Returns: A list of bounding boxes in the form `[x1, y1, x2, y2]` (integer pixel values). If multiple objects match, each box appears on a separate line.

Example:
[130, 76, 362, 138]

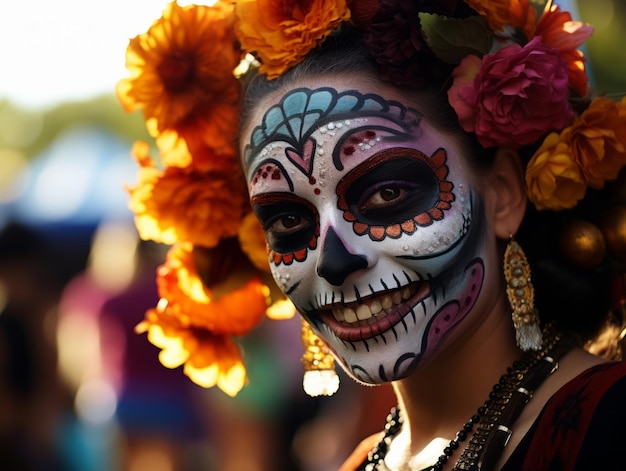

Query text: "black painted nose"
[317, 227, 368, 286]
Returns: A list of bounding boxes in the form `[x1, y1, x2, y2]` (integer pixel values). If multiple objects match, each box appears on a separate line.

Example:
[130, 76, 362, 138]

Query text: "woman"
[118, 1, 626, 469]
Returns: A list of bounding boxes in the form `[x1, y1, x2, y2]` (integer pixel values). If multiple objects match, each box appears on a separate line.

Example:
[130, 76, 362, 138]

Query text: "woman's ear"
[483, 147, 527, 239]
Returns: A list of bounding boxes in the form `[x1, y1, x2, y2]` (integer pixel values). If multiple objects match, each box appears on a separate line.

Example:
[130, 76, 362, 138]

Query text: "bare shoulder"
[557, 347, 609, 375]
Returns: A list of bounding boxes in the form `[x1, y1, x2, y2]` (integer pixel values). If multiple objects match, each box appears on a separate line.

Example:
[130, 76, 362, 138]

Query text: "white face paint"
[243, 86, 492, 384]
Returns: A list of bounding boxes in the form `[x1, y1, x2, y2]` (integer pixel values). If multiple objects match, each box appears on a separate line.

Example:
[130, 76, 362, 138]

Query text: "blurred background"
[0, 0, 623, 470]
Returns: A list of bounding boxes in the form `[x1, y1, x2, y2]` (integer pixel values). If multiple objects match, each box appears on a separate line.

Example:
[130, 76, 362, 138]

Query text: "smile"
[319, 281, 431, 342]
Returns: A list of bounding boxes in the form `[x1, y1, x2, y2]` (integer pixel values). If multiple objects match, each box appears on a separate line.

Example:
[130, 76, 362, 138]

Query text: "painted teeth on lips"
[331, 286, 415, 326]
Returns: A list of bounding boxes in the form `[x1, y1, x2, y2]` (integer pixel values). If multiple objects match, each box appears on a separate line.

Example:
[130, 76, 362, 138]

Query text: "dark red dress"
[503, 361, 626, 470]
[340, 361, 626, 470]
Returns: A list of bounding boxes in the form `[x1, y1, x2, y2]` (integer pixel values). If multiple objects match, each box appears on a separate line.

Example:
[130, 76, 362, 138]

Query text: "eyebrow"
[243, 87, 422, 168]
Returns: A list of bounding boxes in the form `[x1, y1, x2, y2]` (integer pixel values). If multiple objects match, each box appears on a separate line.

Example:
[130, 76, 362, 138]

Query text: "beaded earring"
[504, 236, 543, 351]
[300, 318, 340, 396]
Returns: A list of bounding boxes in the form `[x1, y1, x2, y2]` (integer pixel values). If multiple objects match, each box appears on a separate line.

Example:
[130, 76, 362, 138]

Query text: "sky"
[0, 0, 175, 109]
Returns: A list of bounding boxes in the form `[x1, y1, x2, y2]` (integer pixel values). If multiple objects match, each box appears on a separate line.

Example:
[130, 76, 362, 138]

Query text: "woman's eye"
[360, 186, 406, 211]
[269, 214, 309, 235]
[339, 154, 441, 226]
[251, 193, 319, 254]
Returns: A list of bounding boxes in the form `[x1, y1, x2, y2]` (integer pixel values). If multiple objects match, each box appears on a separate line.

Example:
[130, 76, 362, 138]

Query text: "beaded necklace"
[357, 325, 576, 471]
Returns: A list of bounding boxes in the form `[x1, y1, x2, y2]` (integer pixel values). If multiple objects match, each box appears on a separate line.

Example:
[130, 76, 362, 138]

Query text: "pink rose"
[448, 54, 483, 133]
[448, 36, 573, 149]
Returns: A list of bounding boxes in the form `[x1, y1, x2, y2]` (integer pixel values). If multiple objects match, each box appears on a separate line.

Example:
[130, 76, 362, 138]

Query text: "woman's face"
[241, 79, 499, 384]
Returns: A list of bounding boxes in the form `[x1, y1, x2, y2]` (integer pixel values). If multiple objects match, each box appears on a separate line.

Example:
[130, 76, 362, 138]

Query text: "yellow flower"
[526, 132, 587, 210]
[116, 0, 241, 145]
[238, 211, 270, 273]
[266, 298, 297, 320]
[136, 307, 247, 397]
[183, 333, 247, 396]
[567, 96, 626, 189]
[234, 0, 351, 79]
[127, 144, 245, 247]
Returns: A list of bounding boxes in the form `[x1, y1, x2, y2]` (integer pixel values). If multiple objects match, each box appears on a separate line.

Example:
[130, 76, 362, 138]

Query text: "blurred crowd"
[0, 218, 395, 471]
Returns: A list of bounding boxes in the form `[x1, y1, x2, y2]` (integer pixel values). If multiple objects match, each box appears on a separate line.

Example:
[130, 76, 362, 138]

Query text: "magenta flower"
[448, 36, 573, 149]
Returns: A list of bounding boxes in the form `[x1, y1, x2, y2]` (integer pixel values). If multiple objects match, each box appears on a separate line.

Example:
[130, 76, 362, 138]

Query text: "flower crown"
[117, 0, 626, 396]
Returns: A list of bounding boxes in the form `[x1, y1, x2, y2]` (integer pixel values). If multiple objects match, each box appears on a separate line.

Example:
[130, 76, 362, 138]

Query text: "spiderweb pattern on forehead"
[243, 87, 422, 167]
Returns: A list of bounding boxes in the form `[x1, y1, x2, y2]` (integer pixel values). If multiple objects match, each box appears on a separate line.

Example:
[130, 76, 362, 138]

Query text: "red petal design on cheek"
[386, 224, 402, 238]
[269, 211, 320, 268]
[429, 208, 444, 220]
[272, 251, 282, 264]
[294, 249, 307, 261]
[431, 148, 447, 171]
[354, 222, 369, 235]
[415, 213, 433, 226]
[440, 192, 454, 203]
[401, 220, 417, 233]
[370, 226, 386, 240]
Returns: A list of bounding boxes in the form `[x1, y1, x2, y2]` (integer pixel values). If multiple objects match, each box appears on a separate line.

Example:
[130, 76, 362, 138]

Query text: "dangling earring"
[300, 317, 340, 396]
[504, 236, 543, 351]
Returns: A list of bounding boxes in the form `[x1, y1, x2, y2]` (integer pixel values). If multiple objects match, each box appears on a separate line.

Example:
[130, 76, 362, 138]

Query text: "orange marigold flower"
[136, 306, 247, 396]
[566, 96, 626, 189]
[526, 132, 587, 210]
[234, 0, 351, 79]
[129, 140, 160, 186]
[157, 244, 268, 335]
[620, 96, 626, 120]
[127, 150, 245, 247]
[156, 92, 242, 172]
[535, 5, 594, 96]
[464, 0, 508, 32]
[116, 0, 241, 136]
[560, 49, 589, 98]
[465, 0, 535, 37]
[509, 0, 536, 40]
[238, 211, 270, 273]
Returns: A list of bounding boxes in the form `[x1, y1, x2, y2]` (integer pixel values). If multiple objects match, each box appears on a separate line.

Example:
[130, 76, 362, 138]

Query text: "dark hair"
[240, 26, 614, 343]
[516, 185, 615, 340]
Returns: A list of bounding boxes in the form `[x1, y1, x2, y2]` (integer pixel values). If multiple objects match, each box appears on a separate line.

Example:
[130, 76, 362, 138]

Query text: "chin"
[305, 257, 485, 383]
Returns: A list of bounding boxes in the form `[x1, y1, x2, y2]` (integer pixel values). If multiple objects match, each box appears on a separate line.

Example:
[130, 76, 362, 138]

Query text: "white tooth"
[344, 307, 358, 323]
[392, 291, 402, 305]
[381, 296, 393, 310]
[402, 287, 411, 300]
[333, 308, 345, 322]
[356, 304, 372, 321]
[370, 300, 382, 315]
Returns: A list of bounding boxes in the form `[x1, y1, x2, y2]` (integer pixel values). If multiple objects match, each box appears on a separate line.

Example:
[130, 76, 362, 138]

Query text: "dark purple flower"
[362, 0, 475, 87]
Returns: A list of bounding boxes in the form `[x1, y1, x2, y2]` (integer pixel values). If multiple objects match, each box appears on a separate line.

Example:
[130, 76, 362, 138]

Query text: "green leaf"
[419, 13, 493, 65]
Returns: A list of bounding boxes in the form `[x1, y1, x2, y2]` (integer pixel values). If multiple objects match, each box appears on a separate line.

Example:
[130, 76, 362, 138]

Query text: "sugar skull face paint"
[244, 86, 492, 384]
